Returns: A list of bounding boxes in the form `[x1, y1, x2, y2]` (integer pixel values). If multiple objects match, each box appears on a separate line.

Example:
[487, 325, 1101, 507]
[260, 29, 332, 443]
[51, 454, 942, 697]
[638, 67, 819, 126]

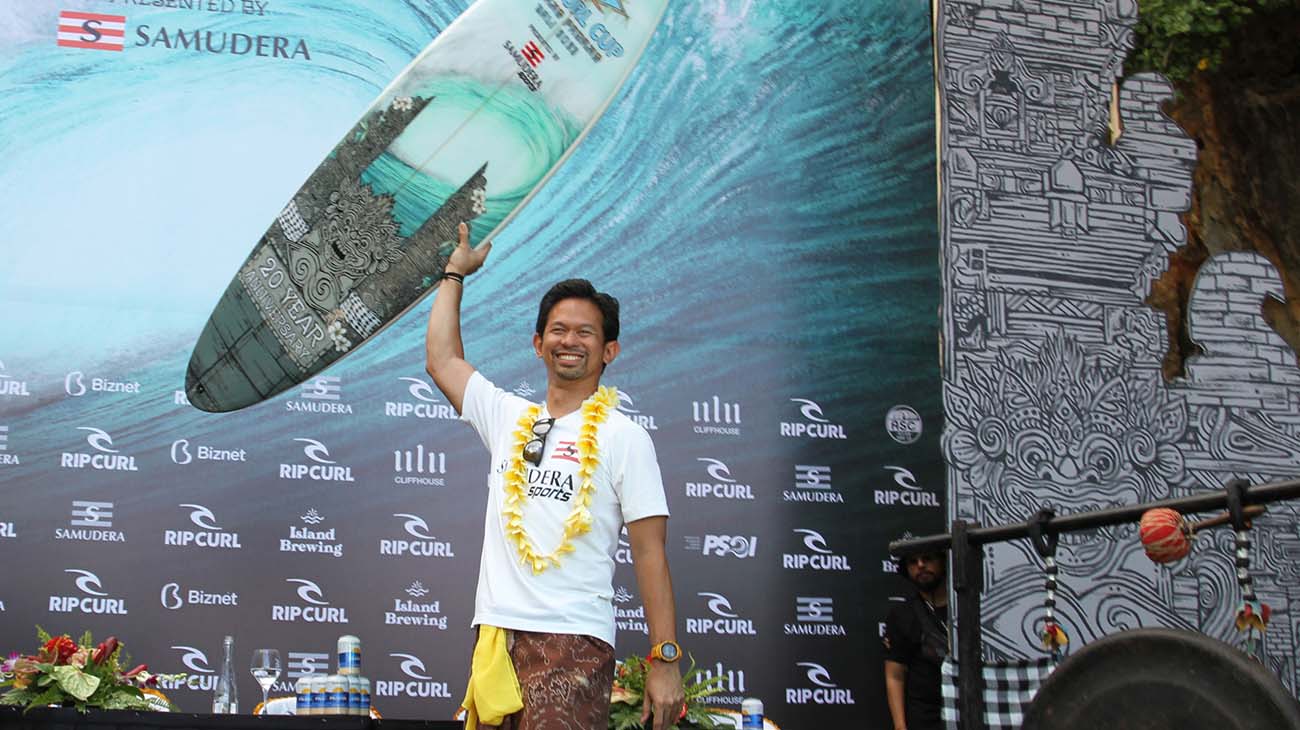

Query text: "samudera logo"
[133, 25, 310, 60]
[163, 503, 242, 549]
[56, 500, 124, 543]
[782, 529, 852, 571]
[271, 578, 349, 623]
[60, 427, 138, 471]
[290, 375, 353, 415]
[374, 653, 451, 699]
[380, 514, 455, 558]
[49, 569, 127, 615]
[780, 398, 847, 440]
[279, 438, 354, 482]
[686, 592, 756, 636]
[57, 11, 125, 52]
[384, 377, 458, 420]
[786, 662, 855, 705]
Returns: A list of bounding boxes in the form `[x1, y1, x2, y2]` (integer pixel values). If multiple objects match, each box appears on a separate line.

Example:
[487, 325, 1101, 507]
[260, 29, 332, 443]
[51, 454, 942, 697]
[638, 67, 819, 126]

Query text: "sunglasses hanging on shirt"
[522, 417, 555, 466]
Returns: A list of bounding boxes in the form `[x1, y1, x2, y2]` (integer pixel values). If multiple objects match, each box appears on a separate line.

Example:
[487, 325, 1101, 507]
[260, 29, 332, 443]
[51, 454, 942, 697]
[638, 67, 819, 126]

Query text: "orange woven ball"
[1139, 507, 1191, 563]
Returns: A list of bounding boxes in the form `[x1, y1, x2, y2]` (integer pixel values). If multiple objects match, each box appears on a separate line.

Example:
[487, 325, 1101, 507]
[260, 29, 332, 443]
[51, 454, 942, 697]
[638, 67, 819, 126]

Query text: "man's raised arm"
[425, 221, 491, 413]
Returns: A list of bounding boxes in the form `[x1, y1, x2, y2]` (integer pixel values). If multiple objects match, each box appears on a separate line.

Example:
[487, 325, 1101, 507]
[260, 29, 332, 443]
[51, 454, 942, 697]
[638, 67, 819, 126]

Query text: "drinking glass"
[249, 649, 282, 712]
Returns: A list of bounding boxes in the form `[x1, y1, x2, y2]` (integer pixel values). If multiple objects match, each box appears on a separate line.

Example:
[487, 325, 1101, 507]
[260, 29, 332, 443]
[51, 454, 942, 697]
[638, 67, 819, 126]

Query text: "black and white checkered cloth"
[941, 657, 1056, 730]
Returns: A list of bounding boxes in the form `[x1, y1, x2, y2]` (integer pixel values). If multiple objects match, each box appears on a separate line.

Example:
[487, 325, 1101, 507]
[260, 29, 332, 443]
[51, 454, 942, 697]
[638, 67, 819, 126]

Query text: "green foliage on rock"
[1129, 0, 1289, 79]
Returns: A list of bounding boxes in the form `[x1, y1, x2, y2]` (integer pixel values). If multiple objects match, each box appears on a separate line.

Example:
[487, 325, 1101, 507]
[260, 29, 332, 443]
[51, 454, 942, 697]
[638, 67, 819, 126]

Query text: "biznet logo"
[685, 458, 754, 500]
[393, 443, 448, 487]
[782, 529, 852, 571]
[386, 581, 447, 630]
[384, 377, 458, 420]
[692, 396, 741, 436]
[56, 500, 125, 542]
[686, 592, 757, 636]
[163, 504, 242, 549]
[615, 391, 658, 430]
[684, 534, 757, 559]
[780, 398, 847, 440]
[0, 360, 32, 397]
[49, 569, 128, 615]
[60, 427, 139, 472]
[279, 438, 355, 482]
[170, 438, 247, 465]
[374, 653, 451, 699]
[157, 646, 217, 693]
[786, 597, 847, 637]
[271, 578, 349, 623]
[64, 370, 141, 397]
[160, 581, 238, 610]
[783, 464, 845, 504]
[379, 513, 455, 558]
[281, 508, 343, 558]
[786, 662, 855, 705]
[876, 466, 941, 508]
[288, 375, 354, 415]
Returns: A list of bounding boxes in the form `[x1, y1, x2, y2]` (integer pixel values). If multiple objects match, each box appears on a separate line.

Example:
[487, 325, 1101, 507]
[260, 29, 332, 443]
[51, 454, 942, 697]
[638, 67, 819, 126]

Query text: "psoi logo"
[279, 438, 354, 482]
[786, 662, 855, 705]
[380, 514, 455, 558]
[157, 646, 217, 693]
[374, 653, 451, 699]
[384, 377, 458, 420]
[271, 578, 349, 623]
[49, 569, 128, 615]
[60, 427, 139, 471]
[164, 504, 243, 549]
[685, 534, 757, 559]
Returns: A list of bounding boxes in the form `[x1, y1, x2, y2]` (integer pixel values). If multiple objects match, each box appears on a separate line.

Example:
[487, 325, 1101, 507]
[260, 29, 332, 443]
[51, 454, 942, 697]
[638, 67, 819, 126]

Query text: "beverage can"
[309, 675, 328, 716]
[359, 677, 372, 717]
[295, 675, 313, 716]
[741, 697, 764, 729]
[346, 674, 362, 716]
[337, 635, 362, 675]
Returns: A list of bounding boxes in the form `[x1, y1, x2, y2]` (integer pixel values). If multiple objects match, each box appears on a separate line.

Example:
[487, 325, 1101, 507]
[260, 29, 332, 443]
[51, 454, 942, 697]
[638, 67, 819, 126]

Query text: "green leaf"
[50, 666, 101, 701]
[22, 685, 67, 713]
[36, 626, 52, 644]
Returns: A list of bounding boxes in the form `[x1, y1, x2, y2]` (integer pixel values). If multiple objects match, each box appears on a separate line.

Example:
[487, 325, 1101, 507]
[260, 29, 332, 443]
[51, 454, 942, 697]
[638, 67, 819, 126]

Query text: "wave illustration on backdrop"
[185, 0, 666, 412]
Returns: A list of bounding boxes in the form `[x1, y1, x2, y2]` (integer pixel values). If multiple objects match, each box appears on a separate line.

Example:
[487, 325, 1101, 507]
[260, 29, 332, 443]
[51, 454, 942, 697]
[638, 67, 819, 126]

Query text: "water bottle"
[741, 697, 764, 729]
[212, 636, 238, 714]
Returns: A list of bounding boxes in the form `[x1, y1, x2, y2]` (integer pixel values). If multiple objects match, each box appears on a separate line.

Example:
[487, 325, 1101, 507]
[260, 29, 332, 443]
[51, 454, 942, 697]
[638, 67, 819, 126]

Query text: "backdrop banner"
[0, 1, 942, 725]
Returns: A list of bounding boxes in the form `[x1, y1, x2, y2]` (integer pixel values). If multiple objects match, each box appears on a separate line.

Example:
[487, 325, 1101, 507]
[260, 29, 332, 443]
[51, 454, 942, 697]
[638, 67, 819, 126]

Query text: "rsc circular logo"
[885, 405, 922, 444]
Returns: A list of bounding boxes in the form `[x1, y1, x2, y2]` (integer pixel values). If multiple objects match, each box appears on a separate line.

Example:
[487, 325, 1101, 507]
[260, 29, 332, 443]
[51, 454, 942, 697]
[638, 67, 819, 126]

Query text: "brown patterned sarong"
[478, 630, 615, 730]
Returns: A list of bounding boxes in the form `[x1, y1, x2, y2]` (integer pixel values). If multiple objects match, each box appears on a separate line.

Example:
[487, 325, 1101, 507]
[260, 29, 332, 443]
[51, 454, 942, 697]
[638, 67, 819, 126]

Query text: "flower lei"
[503, 386, 618, 574]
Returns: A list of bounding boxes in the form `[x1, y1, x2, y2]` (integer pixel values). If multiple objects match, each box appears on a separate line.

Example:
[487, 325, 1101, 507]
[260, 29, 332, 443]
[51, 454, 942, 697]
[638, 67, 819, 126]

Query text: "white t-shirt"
[459, 371, 669, 647]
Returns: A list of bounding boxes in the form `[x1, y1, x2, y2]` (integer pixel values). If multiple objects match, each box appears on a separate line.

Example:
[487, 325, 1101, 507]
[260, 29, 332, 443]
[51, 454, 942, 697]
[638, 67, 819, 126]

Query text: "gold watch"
[648, 640, 681, 663]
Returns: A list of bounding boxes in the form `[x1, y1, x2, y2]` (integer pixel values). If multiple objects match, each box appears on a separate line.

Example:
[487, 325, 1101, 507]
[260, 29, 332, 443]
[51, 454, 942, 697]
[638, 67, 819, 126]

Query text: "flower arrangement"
[608, 655, 726, 730]
[0, 627, 168, 712]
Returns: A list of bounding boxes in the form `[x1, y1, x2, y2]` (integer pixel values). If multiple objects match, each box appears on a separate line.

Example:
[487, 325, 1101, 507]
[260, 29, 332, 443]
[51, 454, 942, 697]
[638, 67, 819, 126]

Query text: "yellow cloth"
[458, 626, 523, 729]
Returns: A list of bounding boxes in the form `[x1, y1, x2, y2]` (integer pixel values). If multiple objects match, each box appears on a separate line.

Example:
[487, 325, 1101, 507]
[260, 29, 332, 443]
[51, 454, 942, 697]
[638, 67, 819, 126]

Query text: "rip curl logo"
[184, 504, 220, 530]
[49, 569, 127, 615]
[396, 513, 435, 540]
[280, 438, 354, 482]
[800, 662, 836, 688]
[876, 465, 941, 508]
[393, 654, 431, 680]
[686, 458, 754, 500]
[373, 653, 451, 699]
[780, 398, 847, 440]
[615, 391, 657, 429]
[699, 458, 734, 482]
[385, 377, 457, 420]
[67, 569, 108, 596]
[787, 662, 855, 705]
[297, 438, 333, 463]
[701, 592, 738, 618]
[795, 528, 832, 554]
[783, 529, 852, 572]
[288, 578, 329, 605]
[174, 646, 213, 674]
[792, 399, 829, 423]
[402, 377, 438, 402]
[0, 360, 32, 397]
[62, 427, 138, 472]
[271, 578, 348, 623]
[380, 513, 455, 558]
[164, 504, 242, 549]
[686, 592, 756, 636]
[81, 427, 118, 453]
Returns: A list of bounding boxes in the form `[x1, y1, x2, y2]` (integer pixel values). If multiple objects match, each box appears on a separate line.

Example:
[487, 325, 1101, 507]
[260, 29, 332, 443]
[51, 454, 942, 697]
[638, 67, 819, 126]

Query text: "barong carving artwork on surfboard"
[185, 0, 667, 412]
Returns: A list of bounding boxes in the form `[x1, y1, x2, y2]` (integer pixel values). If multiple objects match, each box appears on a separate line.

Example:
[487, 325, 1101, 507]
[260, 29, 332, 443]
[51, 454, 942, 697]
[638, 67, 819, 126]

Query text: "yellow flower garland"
[502, 385, 618, 574]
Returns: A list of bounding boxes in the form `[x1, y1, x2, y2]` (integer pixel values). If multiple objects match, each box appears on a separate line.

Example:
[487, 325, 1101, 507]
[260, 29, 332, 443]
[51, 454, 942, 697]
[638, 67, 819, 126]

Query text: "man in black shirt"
[883, 552, 948, 730]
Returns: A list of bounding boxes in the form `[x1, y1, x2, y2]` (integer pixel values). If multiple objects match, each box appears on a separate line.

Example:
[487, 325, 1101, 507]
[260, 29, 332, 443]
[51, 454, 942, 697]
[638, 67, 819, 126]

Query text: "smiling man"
[425, 223, 685, 730]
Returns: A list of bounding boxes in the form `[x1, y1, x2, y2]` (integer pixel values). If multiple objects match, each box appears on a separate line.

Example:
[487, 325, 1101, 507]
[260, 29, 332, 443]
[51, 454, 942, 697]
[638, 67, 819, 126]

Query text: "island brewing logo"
[170, 438, 247, 465]
[784, 464, 844, 503]
[782, 529, 852, 571]
[613, 586, 647, 635]
[885, 404, 923, 444]
[787, 597, 847, 637]
[385, 581, 447, 630]
[786, 662, 855, 705]
[279, 437, 354, 483]
[692, 395, 742, 436]
[687, 592, 757, 636]
[0, 425, 18, 466]
[64, 370, 141, 397]
[876, 465, 941, 508]
[379, 513, 455, 558]
[686, 458, 754, 500]
[163, 503, 243, 549]
[393, 443, 448, 487]
[157, 646, 216, 693]
[384, 377, 458, 420]
[615, 391, 658, 430]
[684, 534, 757, 559]
[0, 360, 32, 397]
[698, 662, 748, 706]
[49, 569, 127, 615]
[159, 581, 239, 611]
[780, 398, 847, 440]
[375, 653, 451, 699]
[289, 375, 353, 415]
[281, 508, 343, 557]
[271, 578, 349, 623]
[56, 500, 125, 543]
[60, 427, 139, 472]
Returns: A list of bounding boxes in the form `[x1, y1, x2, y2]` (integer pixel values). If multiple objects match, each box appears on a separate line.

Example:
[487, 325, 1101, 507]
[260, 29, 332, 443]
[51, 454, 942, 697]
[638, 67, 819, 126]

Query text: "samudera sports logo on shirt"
[271, 578, 349, 623]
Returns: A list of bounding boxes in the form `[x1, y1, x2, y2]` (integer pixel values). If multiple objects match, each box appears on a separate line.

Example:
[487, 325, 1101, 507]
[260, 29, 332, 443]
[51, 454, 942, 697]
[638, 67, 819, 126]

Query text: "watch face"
[660, 642, 679, 660]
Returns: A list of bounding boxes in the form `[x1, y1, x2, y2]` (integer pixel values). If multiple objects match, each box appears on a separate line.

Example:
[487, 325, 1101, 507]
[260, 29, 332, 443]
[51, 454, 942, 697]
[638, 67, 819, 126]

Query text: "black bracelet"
[442, 271, 465, 284]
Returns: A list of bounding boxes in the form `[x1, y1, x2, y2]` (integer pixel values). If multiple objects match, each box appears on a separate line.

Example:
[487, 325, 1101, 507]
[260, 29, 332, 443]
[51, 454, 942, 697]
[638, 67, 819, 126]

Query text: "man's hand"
[445, 221, 491, 276]
[641, 659, 686, 730]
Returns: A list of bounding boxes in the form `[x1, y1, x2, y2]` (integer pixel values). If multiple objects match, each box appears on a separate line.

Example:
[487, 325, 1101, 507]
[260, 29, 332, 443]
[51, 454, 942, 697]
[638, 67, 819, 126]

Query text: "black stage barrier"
[0, 708, 460, 730]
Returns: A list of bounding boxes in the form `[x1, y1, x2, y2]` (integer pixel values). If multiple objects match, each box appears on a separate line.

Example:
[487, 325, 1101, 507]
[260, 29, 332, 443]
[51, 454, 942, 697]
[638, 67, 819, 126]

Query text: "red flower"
[92, 636, 118, 666]
[41, 636, 78, 665]
[122, 663, 148, 678]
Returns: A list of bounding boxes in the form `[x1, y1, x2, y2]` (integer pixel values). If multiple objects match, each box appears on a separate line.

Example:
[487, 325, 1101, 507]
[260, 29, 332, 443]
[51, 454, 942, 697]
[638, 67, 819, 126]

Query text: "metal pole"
[951, 520, 986, 730]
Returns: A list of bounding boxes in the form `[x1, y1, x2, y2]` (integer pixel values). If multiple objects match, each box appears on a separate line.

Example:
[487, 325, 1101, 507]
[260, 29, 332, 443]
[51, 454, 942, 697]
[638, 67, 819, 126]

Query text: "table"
[0, 707, 461, 730]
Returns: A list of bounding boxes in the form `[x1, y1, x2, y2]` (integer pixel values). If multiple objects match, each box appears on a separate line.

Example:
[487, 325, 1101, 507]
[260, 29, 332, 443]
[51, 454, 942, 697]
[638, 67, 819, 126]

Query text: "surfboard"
[184, 0, 667, 412]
